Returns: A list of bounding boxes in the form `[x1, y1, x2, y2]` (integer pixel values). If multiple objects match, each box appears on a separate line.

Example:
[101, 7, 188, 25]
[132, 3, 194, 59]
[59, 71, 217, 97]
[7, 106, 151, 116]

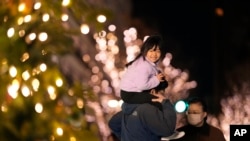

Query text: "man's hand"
[150, 89, 166, 103]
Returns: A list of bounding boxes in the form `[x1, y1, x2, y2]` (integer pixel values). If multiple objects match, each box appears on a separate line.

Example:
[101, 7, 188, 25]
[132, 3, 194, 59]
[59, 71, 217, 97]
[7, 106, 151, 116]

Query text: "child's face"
[146, 45, 161, 63]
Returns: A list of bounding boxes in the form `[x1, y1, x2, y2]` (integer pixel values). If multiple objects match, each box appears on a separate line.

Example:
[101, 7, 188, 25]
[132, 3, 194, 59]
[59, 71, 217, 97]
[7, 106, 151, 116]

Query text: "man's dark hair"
[187, 97, 208, 120]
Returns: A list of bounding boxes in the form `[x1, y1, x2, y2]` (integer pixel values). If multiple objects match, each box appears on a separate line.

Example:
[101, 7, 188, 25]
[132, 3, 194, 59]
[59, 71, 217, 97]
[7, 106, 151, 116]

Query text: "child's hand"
[156, 73, 165, 82]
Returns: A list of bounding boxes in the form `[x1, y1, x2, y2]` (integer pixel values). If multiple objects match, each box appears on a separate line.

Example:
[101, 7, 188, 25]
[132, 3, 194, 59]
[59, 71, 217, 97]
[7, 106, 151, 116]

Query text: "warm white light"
[7, 84, 18, 99]
[12, 79, 20, 90]
[35, 103, 43, 113]
[39, 63, 47, 72]
[38, 32, 48, 42]
[18, 3, 26, 12]
[21, 85, 31, 97]
[42, 13, 50, 22]
[7, 27, 15, 37]
[97, 14, 106, 23]
[24, 15, 32, 23]
[47, 86, 55, 94]
[62, 0, 70, 6]
[9, 66, 17, 77]
[34, 2, 41, 10]
[8, 86, 18, 99]
[56, 127, 63, 136]
[47, 86, 56, 100]
[22, 70, 30, 81]
[29, 33, 36, 40]
[32, 78, 40, 91]
[17, 17, 24, 25]
[61, 14, 69, 21]
[55, 78, 63, 87]
[80, 24, 90, 34]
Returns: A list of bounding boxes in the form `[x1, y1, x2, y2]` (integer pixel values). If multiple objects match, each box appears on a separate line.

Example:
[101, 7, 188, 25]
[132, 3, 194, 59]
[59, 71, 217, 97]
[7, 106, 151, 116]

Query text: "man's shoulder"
[135, 103, 157, 113]
[136, 103, 155, 109]
[208, 124, 224, 133]
[177, 124, 190, 131]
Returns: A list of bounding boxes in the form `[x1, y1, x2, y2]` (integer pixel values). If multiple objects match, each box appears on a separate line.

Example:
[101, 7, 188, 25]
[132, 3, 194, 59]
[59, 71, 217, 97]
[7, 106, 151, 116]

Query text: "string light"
[38, 32, 48, 42]
[18, 3, 26, 12]
[21, 85, 31, 97]
[80, 24, 90, 34]
[62, 0, 71, 6]
[34, 2, 41, 10]
[97, 15, 106, 23]
[55, 78, 63, 87]
[31, 78, 40, 91]
[35, 103, 43, 113]
[9, 66, 17, 77]
[61, 14, 69, 21]
[42, 13, 50, 22]
[7, 27, 15, 38]
[22, 70, 30, 81]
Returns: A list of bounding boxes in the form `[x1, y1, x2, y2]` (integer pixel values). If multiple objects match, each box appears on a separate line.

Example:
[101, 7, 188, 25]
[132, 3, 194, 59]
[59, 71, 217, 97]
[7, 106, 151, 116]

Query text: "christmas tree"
[0, 0, 111, 140]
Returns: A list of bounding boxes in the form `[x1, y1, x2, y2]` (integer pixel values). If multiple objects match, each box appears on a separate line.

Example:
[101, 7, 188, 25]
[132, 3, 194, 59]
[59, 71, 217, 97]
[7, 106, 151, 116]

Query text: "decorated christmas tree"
[0, 0, 111, 140]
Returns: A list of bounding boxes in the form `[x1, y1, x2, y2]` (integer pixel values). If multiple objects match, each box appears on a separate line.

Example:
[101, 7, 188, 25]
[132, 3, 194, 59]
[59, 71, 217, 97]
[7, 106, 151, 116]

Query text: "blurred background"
[0, 0, 249, 141]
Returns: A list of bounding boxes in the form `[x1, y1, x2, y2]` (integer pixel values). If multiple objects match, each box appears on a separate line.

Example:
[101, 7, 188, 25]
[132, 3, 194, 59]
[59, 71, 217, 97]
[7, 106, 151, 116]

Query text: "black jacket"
[175, 122, 226, 141]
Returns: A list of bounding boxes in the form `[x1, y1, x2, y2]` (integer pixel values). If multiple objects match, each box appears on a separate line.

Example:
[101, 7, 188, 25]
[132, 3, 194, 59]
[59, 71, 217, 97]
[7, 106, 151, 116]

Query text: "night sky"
[130, 0, 250, 114]
[131, 0, 213, 97]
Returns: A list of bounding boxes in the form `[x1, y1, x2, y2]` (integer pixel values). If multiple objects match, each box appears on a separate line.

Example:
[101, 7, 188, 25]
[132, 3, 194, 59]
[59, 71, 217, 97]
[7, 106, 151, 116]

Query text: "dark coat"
[175, 122, 226, 141]
[109, 100, 177, 141]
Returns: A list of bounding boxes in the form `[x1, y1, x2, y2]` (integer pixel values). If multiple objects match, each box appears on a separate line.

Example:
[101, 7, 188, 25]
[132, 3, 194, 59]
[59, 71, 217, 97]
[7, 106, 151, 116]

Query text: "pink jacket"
[120, 56, 161, 92]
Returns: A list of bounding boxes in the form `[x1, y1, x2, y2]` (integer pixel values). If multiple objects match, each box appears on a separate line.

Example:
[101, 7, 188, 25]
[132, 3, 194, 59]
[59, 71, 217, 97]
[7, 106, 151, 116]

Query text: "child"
[120, 35, 168, 107]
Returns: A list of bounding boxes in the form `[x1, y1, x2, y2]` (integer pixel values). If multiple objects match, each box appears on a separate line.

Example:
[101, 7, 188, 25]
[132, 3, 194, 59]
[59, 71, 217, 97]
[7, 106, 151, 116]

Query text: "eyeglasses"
[186, 111, 203, 115]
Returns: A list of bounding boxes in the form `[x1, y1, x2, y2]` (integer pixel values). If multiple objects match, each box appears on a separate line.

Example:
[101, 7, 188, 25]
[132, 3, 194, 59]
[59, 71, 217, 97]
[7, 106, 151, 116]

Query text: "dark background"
[130, 0, 250, 114]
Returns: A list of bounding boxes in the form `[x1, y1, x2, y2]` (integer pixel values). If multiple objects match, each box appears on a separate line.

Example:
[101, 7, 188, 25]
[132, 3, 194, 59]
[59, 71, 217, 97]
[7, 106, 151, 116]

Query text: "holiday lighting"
[2, 1, 247, 141]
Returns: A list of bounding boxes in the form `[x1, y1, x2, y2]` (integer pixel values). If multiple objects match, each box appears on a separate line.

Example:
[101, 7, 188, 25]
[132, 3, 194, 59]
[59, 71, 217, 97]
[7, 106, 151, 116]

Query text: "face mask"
[187, 113, 203, 126]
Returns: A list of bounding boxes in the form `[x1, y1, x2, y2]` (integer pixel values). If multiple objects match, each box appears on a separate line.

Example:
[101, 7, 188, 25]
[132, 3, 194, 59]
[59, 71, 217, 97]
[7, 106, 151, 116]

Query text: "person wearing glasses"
[175, 97, 226, 141]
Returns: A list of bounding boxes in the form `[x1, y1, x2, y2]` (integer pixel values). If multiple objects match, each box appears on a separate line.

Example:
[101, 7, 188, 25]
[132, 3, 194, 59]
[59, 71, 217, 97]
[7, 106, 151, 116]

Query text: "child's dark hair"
[126, 35, 166, 67]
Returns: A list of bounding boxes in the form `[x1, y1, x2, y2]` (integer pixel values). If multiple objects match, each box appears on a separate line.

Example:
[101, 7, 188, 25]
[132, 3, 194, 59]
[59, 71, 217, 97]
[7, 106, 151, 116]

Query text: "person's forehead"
[188, 103, 203, 110]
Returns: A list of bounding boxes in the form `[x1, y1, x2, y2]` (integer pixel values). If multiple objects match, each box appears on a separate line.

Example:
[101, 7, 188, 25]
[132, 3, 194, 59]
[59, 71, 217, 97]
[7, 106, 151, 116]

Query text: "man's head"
[186, 97, 208, 127]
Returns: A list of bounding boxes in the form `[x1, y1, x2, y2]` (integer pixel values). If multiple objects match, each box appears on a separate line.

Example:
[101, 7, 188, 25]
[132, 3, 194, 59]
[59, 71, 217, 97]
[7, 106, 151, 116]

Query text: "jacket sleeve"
[108, 111, 122, 139]
[133, 62, 160, 91]
[138, 100, 177, 137]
